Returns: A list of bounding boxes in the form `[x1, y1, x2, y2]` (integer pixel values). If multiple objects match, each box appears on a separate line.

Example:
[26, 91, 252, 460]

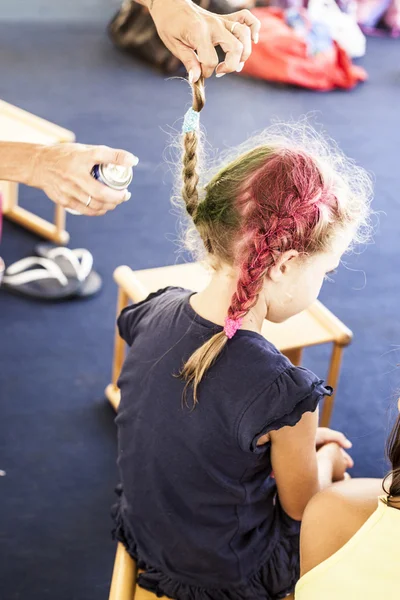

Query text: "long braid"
[224, 180, 283, 335]
[182, 78, 205, 218]
[226, 231, 281, 335]
[180, 78, 229, 404]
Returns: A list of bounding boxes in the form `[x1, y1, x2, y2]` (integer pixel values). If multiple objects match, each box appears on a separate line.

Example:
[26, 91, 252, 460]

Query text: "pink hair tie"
[224, 317, 243, 339]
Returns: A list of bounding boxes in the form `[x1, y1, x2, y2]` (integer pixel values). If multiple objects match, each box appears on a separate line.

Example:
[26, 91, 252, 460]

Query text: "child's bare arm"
[270, 411, 352, 521]
[270, 410, 320, 521]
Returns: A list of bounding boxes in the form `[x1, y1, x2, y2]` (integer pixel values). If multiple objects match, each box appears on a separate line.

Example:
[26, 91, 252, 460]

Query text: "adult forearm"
[0, 141, 40, 186]
[0, 141, 136, 216]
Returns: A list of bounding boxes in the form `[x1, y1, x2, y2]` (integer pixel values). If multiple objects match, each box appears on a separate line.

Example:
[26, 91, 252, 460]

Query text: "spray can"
[67, 163, 133, 215]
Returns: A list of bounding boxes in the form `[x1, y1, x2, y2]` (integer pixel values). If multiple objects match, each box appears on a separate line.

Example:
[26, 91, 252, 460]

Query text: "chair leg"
[5, 204, 70, 244]
[105, 286, 129, 411]
[0, 181, 18, 213]
[109, 543, 137, 600]
[320, 344, 344, 427]
[283, 348, 303, 367]
[112, 286, 129, 387]
[54, 203, 68, 245]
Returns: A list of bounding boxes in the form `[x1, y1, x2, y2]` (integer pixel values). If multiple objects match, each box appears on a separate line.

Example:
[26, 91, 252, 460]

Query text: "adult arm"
[0, 141, 137, 216]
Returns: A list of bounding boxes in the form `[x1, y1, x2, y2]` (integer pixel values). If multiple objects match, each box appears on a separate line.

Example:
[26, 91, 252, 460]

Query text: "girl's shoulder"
[117, 286, 189, 346]
[231, 331, 332, 409]
[236, 359, 332, 453]
[127, 286, 188, 312]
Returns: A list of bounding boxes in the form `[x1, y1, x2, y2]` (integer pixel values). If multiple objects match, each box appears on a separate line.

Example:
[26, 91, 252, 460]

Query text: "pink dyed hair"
[227, 149, 342, 327]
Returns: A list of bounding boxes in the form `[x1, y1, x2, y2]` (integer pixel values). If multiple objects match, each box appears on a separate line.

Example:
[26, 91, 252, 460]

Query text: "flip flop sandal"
[1, 257, 82, 301]
[34, 244, 102, 298]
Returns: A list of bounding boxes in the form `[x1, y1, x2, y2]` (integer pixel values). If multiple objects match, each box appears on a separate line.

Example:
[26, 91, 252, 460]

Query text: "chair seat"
[126, 262, 352, 351]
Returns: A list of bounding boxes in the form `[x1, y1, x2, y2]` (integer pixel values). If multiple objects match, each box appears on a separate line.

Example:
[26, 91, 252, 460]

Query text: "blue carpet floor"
[0, 22, 400, 600]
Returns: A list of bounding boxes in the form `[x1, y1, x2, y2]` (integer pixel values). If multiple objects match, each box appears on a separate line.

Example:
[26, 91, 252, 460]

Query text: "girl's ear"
[268, 250, 299, 283]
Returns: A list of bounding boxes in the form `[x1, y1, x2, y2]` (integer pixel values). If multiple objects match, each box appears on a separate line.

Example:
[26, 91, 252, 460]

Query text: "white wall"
[0, 0, 119, 23]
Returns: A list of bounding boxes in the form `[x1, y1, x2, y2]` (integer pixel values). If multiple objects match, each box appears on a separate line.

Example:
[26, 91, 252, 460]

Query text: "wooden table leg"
[105, 286, 129, 411]
[320, 343, 344, 427]
[283, 348, 303, 367]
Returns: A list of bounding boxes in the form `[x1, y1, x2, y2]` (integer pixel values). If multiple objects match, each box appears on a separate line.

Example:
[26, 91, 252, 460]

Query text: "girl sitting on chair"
[112, 80, 372, 600]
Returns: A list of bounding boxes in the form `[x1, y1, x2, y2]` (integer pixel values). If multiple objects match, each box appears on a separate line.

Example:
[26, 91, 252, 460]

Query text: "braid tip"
[224, 317, 243, 339]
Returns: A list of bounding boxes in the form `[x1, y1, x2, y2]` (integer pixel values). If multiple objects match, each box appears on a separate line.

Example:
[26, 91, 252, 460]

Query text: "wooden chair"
[0, 99, 75, 245]
[109, 543, 166, 600]
[109, 543, 136, 600]
[105, 262, 353, 427]
[108, 543, 296, 600]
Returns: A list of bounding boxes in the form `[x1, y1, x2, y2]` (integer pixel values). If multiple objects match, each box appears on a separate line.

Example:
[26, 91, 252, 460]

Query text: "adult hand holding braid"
[137, 0, 261, 81]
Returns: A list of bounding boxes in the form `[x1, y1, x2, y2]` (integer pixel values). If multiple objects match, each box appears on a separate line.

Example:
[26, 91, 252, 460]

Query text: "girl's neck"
[190, 268, 267, 333]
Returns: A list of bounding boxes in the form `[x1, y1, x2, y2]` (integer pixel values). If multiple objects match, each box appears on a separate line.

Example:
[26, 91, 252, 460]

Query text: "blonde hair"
[179, 81, 373, 404]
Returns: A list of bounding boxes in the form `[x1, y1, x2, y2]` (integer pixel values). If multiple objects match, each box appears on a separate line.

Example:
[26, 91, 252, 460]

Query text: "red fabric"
[240, 8, 367, 91]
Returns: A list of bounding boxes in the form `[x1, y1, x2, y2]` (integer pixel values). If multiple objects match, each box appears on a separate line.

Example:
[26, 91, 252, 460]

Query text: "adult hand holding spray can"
[67, 162, 136, 215]
[67, 148, 138, 215]
[28, 143, 138, 216]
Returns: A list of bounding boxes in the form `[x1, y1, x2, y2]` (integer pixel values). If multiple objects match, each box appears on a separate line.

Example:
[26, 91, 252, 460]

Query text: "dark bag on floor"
[108, 0, 258, 74]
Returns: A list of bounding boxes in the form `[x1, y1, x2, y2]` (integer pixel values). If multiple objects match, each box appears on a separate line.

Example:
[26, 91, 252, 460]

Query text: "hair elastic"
[224, 317, 243, 339]
[183, 107, 200, 134]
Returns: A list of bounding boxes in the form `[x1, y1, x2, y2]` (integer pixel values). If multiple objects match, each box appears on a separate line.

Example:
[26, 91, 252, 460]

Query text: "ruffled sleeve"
[237, 366, 332, 453]
[117, 286, 186, 346]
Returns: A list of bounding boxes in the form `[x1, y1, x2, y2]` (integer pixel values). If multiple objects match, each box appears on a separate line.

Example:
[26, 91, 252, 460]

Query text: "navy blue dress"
[112, 288, 332, 600]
